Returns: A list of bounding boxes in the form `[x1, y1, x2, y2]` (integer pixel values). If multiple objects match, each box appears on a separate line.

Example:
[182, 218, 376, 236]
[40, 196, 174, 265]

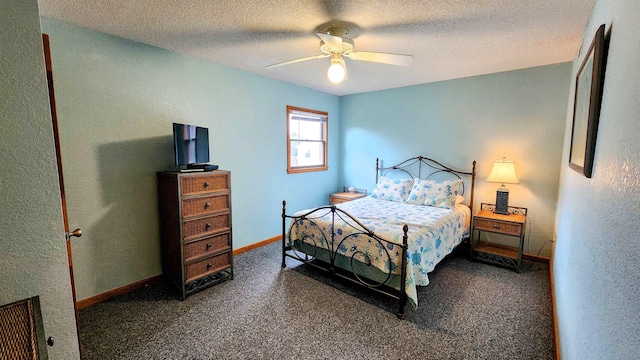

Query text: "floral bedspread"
[291, 196, 470, 309]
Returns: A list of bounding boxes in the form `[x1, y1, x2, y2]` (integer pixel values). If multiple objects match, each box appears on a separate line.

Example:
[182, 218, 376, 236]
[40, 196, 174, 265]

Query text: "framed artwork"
[569, 24, 607, 178]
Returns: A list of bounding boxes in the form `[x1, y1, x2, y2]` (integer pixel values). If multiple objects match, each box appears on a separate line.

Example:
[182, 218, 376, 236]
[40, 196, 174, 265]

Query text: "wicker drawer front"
[183, 213, 230, 240]
[180, 173, 229, 196]
[182, 194, 230, 218]
[184, 233, 231, 261]
[474, 218, 522, 236]
[329, 196, 349, 204]
[185, 252, 232, 282]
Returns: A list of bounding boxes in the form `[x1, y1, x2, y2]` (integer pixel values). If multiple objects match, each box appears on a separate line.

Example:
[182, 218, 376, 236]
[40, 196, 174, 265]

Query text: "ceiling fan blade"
[265, 54, 329, 69]
[316, 32, 343, 50]
[346, 51, 414, 66]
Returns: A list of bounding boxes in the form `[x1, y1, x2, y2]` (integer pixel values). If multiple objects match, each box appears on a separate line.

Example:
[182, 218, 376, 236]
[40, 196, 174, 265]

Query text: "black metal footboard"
[280, 200, 409, 319]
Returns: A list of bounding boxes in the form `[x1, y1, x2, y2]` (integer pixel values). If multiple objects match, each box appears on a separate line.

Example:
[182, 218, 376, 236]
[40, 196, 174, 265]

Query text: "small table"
[329, 192, 366, 205]
[470, 203, 527, 272]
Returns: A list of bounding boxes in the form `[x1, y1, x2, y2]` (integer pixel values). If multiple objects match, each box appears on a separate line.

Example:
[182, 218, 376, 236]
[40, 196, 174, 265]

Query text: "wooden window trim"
[287, 105, 328, 174]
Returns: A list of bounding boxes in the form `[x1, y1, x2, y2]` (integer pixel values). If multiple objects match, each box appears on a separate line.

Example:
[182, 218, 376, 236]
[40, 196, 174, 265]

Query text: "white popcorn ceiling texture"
[39, 0, 595, 96]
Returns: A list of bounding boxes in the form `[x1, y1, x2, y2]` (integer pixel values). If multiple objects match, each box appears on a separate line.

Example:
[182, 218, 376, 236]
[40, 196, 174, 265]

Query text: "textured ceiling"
[38, 0, 595, 96]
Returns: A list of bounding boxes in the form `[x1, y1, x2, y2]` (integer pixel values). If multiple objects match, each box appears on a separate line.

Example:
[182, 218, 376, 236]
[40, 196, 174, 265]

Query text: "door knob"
[68, 228, 82, 237]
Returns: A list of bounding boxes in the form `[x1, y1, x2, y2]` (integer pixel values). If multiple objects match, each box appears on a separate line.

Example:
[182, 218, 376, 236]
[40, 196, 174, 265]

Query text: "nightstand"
[329, 192, 366, 205]
[470, 203, 527, 272]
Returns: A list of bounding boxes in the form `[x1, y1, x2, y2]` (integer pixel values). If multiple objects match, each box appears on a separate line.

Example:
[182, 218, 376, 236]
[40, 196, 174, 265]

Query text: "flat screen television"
[173, 123, 210, 168]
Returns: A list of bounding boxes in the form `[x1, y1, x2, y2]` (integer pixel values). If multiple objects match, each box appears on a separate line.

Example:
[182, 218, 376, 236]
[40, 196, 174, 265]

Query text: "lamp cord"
[523, 214, 552, 271]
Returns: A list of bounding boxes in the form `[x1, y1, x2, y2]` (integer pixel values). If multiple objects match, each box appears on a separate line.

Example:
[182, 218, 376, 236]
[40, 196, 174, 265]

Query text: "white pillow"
[405, 179, 463, 209]
[456, 195, 465, 204]
[370, 177, 414, 202]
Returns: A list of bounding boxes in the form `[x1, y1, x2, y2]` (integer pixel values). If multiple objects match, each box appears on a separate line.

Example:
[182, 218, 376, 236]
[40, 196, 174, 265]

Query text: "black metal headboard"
[376, 156, 477, 211]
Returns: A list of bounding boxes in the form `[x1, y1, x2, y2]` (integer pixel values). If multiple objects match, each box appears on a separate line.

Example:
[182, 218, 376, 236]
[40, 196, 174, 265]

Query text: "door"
[42, 34, 83, 353]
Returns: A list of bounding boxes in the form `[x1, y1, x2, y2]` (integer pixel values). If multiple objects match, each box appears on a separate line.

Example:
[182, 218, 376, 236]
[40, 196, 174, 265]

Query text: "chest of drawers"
[157, 170, 233, 299]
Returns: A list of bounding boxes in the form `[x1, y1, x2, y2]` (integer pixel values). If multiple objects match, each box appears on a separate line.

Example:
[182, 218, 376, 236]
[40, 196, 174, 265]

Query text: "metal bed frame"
[281, 156, 476, 319]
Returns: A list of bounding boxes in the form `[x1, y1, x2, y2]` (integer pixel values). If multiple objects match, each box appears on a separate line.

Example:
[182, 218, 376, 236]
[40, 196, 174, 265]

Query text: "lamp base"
[494, 189, 510, 215]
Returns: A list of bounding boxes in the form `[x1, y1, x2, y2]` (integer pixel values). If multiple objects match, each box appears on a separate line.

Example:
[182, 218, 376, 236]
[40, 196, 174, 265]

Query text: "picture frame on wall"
[569, 24, 608, 178]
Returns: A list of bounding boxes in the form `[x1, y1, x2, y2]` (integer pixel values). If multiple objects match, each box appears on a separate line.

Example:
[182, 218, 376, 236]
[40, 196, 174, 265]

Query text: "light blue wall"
[40, 19, 339, 301]
[339, 64, 571, 258]
[554, 0, 640, 358]
[0, 1, 79, 358]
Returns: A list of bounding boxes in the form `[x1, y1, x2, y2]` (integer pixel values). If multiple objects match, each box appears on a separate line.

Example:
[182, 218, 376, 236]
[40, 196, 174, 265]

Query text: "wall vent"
[0, 296, 47, 360]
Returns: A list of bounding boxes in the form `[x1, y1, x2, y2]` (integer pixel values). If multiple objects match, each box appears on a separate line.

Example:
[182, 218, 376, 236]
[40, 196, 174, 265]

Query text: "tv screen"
[173, 123, 210, 166]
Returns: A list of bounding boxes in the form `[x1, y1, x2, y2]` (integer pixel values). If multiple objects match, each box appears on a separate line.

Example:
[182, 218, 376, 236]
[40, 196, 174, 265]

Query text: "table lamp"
[486, 158, 519, 215]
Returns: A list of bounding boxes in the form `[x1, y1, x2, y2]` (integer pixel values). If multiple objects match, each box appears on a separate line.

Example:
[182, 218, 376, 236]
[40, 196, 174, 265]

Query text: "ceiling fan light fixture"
[327, 54, 346, 83]
[265, 28, 412, 84]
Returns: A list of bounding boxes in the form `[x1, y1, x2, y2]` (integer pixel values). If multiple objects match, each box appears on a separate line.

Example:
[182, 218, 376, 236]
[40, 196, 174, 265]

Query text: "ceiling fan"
[265, 27, 414, 83]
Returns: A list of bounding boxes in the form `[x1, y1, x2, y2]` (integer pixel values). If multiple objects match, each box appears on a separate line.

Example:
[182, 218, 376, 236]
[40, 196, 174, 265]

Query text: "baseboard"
[233, 235, 281, 256]
[549, 256, 560, 359]
[522, 253, 550, 264]
[76, 275, 162, 310]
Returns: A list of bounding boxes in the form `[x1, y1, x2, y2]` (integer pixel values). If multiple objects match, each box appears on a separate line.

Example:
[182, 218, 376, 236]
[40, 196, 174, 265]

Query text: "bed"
[281, 156, 476, 319]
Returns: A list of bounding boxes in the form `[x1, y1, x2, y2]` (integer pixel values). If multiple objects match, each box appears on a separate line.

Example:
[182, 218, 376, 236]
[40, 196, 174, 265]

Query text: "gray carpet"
[78, 242, 554, 359]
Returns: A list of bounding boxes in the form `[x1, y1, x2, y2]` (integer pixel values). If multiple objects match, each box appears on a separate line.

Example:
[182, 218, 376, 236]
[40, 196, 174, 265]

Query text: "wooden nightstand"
[329, 192, 366, 205]
[470, 203, 527, 272]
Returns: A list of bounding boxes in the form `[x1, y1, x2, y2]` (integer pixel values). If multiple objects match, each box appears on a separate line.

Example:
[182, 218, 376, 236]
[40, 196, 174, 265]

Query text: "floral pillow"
[405, 179, 463, 209]
[370, 177, 415, 202]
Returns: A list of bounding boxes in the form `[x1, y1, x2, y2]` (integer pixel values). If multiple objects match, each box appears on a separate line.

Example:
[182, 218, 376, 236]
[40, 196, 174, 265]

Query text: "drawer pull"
[206, 263, 212, 270]
[206, 243, 212, 250]
[204, 181, 210, 187]
[493, 224, 500, 229]
[204, 202, 211, 209]
[205, 223, 212, 229]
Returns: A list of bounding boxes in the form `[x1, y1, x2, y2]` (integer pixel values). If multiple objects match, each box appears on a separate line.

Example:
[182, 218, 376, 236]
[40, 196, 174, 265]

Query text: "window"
[287, 106, 328, 174]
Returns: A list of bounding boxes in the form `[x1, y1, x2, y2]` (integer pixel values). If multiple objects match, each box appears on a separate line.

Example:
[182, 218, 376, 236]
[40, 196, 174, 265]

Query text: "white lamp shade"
[486, 159, 519, 184]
